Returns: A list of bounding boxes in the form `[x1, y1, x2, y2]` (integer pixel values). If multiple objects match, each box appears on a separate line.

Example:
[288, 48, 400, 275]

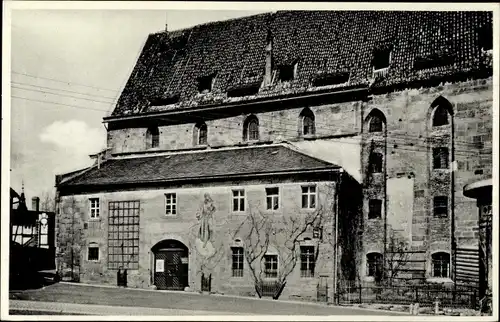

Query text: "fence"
[338, 282, 477, 309]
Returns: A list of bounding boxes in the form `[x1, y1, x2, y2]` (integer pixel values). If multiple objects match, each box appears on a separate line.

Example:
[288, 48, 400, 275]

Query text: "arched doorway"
[152, 239, 189, 290]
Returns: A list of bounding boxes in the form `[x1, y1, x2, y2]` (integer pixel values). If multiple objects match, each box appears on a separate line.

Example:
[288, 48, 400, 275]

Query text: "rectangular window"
[88, 246, 99, 261]
[264, 254, 278, 278]
[301, 185, 317, 209]
[433, 147, 449, 169]
[368, 199, 382, 219]
[232, 189, 245, 212]
[300, 246, 315, 277]
[433, 196, 448, 218]
[266, 187, 279, 210]
[107, 201, 140, 270]
[231, 247, 244, 277]
[165, 193, 177, 216]
[89, 198, 100, 219]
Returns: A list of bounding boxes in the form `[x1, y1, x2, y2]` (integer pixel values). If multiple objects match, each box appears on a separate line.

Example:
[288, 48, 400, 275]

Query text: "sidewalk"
[9, 300, 249, 316]
[9, 282, 408, 316]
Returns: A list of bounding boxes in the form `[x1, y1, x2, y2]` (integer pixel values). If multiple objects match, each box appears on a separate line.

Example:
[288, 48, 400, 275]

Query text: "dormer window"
[478, 24, 492, 51]
[198, 75, 215, 93]
[278, 63, 297, 82]
[372, 47, 391, 71]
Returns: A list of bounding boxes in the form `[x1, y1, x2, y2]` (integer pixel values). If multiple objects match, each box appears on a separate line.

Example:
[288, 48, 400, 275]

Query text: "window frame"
[197, 123, 208, 146]
[265, 187, 280, 211]
[165, 193, 177, 216]
[369, 152, 384, 173]
[88, 244, 100, 261]
[146, 126, 160, 149]
[232, 189, 245, 213]
[432, 147, 449, 170]
[301, 185, 317, 209]
[231, 247, 244, 277]
[300, 246, 315, 278]
[431, 252, 450, 278]
[433, 196, 448, 218]
[366, 252, 383, 277]
[263, 254, 279, 279]
[369, 116, 384, 133]
[368, 199, 382, 219]
[432, 106, 450, 127]
[89, 198, 100, 220]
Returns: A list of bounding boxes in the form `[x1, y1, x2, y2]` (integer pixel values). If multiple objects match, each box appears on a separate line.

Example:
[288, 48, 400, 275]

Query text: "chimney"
[263, 30, 273, 86]
[32, 197, 40, 212]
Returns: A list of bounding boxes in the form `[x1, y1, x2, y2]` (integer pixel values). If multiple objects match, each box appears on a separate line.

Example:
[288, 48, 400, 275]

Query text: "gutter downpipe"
[333, 168, 343, 303]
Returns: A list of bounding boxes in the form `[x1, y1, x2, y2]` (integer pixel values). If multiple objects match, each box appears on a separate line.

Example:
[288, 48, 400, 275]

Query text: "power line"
[11, 71, 121, 93]
[11, 81, 117, 100]
[11, 95, 110, 113]
[12, 86, 116, 105]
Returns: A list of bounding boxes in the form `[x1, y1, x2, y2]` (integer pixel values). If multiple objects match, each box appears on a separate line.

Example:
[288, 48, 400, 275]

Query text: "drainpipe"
[333, 169, 343, 303]
[451, 110, 456, 285]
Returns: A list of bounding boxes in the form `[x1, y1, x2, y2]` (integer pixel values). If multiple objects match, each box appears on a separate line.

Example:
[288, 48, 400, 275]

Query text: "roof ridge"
[113, 143, 287, 160]
[280, 142, 342, 168]
[149, 12, 274, 37]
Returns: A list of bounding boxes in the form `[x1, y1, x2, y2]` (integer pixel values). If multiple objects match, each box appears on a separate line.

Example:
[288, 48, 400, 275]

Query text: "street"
[9, 282, 407, 316]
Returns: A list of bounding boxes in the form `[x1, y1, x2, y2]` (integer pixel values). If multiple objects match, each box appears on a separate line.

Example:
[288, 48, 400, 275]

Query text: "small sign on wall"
[155, 259, 164, 272]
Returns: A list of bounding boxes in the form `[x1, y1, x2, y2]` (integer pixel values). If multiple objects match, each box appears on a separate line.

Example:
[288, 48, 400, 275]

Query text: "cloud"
[40, 120, 106, 155]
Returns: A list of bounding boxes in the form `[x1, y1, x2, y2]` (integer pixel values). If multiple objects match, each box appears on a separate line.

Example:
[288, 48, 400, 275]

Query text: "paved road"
[9, 282, 407, 316]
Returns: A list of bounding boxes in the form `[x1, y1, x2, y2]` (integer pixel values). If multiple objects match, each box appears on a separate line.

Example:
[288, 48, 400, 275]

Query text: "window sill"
[426, 277, 453, 284]
[88, 218, 101, 222]
[164, 214, 180, 219]
[230, 212, 247, 216]
[364, 276, 376, 282]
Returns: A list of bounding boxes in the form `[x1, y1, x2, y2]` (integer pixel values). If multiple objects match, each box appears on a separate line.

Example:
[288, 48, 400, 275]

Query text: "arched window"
[431, 252, 450, 278]
[431, 96, 453, 127]
[146, 126, 159, 149]
[432, 105, 449, 127]
[194, 122, 208, 146]
[369, 152, 383, 173]
[300, 108, 315, 136]
[366, 109, 386, 133]
[366, 253, 383, 277]
[369, 115, 384, 133]
[243, 115, 259, 142]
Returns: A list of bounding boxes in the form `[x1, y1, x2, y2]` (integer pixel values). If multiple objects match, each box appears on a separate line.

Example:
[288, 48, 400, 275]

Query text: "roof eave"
[103, 85, 369, 123]
[58, 166, 342, 191]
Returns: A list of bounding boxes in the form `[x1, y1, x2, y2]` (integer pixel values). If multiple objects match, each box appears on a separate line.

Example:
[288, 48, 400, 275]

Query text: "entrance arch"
[152, 239, 189, 290]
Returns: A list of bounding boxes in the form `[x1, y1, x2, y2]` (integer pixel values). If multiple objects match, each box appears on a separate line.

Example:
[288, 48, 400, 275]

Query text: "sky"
[9, 8, 269, 204]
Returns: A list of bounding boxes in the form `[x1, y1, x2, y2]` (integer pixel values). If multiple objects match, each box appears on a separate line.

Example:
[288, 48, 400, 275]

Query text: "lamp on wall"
[313, 226, 323, 240]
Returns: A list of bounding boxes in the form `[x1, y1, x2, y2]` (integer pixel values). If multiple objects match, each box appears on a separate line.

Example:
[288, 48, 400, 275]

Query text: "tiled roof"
[57, 145, 340, 187]
[111, 11, 492, 117]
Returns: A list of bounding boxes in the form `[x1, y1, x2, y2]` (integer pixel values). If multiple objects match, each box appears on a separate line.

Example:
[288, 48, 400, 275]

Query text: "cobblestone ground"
[9, 282, 407, 316]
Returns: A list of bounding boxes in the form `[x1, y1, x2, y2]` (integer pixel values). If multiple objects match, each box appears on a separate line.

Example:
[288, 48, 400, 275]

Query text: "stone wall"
[360, 78, 493, 281]
[56, 178, 343, 301]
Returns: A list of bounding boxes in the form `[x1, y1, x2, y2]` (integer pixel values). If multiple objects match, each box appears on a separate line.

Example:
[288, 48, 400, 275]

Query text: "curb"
[58, 282, 409, 315]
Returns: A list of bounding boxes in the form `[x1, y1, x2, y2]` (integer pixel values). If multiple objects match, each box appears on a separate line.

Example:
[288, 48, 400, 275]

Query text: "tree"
[232, 184, 334, 299]
[40, 189, 56, 212]
[383, 230, 412, 286]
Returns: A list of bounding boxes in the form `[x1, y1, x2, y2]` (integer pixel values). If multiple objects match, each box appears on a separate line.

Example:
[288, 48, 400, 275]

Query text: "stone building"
[55, 11, 493, 301]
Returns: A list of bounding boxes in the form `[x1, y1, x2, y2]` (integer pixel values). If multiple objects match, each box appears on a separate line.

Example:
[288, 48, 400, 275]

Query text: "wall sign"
[155, 259, 164, 272]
